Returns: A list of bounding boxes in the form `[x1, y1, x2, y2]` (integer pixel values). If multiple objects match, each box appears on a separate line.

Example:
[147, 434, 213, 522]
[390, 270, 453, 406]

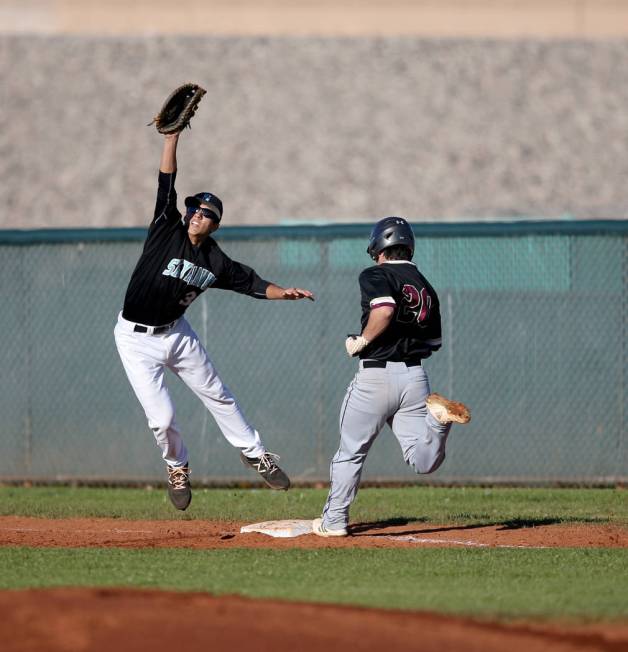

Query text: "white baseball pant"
[114, 312, 265, 467]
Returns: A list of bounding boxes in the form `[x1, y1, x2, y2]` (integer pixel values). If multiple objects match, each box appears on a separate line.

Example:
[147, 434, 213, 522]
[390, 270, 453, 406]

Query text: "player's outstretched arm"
[152, 133, 181, 224]
[159, 133, 179, 174]
[265, 284, 315, 301]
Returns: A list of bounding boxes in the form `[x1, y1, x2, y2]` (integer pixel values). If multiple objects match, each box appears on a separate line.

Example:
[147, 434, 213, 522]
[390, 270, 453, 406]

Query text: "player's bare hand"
[282, 287, 315, 301]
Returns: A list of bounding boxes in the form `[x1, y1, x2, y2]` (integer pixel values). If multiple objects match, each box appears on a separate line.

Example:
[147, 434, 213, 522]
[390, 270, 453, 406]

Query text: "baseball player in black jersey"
[312, 217, 470, 537]
[114, 132, 314, 510]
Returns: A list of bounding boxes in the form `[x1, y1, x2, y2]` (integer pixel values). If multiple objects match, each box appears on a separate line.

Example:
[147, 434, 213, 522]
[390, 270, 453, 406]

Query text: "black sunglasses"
[187, 205, 220, 222]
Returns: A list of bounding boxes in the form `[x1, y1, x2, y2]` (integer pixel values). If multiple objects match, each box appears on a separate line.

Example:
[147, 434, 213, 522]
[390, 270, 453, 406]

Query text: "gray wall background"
[1, 223, 626, 485]
[3, 36, 628, 229]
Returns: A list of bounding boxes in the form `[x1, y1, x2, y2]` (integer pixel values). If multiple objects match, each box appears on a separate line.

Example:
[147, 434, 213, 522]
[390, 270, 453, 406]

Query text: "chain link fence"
[1, 222, 626, 484]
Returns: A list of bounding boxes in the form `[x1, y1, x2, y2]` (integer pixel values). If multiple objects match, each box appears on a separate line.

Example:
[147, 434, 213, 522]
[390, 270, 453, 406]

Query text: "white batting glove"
[345, 335, 370, 357]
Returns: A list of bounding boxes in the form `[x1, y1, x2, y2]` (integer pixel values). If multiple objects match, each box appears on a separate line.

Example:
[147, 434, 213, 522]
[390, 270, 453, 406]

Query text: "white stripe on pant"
[114, 312, 265, 467]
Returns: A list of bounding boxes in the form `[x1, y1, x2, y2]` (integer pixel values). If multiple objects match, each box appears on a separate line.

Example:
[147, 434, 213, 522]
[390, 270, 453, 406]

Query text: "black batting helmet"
[366, 217, 415, 261]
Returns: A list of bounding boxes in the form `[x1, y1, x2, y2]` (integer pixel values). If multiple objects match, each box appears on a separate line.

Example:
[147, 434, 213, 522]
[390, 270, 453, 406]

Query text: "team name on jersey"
[162, 258, 216, 290]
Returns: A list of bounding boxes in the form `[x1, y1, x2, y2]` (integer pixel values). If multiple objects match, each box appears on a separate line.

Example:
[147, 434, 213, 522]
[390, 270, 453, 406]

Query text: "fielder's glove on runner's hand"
[345, 334, 369, 357]
[148, 83, 207, 134]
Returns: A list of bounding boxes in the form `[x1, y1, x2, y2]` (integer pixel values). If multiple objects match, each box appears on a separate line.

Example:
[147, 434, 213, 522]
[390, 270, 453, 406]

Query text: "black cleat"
[167, 464, 192, 510]
[239, 452, 290, 490]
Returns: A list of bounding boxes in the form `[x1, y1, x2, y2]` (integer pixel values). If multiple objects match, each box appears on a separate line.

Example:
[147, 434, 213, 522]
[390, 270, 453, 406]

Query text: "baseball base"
[240, 519, 314, 538]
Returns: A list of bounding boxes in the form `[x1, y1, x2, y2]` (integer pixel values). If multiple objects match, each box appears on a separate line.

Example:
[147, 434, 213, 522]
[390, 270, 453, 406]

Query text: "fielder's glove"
[345, 334, 370, 357]
[148, 83, 207, 134]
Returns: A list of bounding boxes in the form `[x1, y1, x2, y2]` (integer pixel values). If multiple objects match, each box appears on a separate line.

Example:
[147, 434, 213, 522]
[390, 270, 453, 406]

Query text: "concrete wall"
[3, 35, 628, 228]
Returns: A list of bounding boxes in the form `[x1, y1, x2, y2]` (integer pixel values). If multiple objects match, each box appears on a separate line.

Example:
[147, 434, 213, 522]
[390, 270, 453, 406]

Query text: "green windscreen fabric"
[1, 221, 626, 484]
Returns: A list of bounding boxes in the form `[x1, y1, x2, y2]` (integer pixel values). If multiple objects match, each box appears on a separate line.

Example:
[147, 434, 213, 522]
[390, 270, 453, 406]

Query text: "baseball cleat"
[166, 464, 192, 510]
[311, 518, 349, 538]
[426, 393, 471, 425]
[240, 452, 291, 490]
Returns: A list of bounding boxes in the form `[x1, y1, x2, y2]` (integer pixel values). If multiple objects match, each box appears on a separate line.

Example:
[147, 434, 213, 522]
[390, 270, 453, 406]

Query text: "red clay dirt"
[2, 588, 627, 652]
[2, 517, 627, 652]
[0, 515, 626, 549]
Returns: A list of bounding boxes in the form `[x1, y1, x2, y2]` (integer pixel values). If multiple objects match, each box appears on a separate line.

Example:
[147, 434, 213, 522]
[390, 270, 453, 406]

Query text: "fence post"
[621, 235, 628, 478]
[315, 239, 329, 476]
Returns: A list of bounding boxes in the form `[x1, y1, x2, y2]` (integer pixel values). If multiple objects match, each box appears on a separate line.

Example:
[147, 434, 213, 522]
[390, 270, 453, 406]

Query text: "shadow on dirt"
[349, 516, 606, 537]
[497, 516, 608, 530]
[350, 518, 493, 537]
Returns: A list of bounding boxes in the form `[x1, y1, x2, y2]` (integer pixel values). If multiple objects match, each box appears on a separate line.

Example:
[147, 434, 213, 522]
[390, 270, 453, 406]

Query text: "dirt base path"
[2, 588, 627, 652]
[1, 515, 626, 549]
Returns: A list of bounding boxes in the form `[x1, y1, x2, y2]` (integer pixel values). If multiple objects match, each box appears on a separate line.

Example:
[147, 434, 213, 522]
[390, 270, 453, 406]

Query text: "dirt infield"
[2, 588, 628, 652]
[1, 515, 627, 549]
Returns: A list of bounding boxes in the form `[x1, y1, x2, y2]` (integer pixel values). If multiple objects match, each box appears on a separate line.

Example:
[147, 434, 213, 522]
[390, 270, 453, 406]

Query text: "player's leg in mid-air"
[114, 316, 191, 510]
[388, 365, 452, 474]
[390, 365, 470, 475]
[169, 318, 290, 491]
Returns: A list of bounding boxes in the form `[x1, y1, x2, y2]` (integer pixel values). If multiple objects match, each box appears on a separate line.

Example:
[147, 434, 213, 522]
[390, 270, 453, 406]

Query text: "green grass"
[1, 486, 627, 525]
[1, 546, 627, 620]
[2, 486, 626, 622]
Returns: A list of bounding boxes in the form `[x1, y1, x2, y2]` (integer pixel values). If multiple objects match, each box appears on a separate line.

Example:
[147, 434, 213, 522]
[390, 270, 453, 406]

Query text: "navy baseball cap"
[184, 192, 223, 221]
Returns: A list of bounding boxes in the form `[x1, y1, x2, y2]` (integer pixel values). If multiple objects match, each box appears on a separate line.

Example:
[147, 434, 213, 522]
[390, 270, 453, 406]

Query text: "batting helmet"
[184, 192, 223, 222]
[366, 217, 415, 261]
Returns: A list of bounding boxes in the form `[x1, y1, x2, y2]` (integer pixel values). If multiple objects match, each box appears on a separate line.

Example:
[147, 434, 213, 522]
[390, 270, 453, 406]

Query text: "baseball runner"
[312, 217, 470, 537]
[114, 124, 314, 511]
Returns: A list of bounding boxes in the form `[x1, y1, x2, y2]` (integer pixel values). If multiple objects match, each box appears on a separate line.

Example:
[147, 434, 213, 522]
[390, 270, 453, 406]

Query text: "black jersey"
[358, 261, 442, 363]
[122, 171, 270, 326]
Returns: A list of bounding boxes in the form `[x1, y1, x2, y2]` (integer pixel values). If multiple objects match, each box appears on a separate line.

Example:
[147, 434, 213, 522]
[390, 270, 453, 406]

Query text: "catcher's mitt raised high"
[149, 83, 207, 134]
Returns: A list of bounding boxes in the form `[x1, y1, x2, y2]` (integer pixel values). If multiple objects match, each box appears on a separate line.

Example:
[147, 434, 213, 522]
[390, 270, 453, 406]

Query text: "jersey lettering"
[398, 284, 432, 325]
[162, 258, 217, 290]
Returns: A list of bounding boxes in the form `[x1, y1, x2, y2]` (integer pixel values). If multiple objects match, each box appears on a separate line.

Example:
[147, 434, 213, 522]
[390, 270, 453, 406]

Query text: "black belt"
[133, 321, 175, 334]
[362, 360, 421, 368]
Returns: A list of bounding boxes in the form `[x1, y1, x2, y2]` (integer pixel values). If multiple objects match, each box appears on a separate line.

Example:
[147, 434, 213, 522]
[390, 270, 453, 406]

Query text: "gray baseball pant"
[321, 361, 451, 529]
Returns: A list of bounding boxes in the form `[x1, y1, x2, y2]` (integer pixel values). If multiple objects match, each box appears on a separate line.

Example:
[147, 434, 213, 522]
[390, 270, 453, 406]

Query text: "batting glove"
[345, 335, 370, 357]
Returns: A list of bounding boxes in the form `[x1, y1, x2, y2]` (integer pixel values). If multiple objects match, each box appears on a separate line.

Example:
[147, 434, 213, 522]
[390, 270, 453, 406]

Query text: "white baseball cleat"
[311, 517, 349, 538]
[426, 393, 471, 425]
